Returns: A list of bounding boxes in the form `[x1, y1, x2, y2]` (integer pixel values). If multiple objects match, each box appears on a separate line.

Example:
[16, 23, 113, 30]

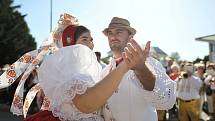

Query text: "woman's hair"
[74, 26, 90, 43]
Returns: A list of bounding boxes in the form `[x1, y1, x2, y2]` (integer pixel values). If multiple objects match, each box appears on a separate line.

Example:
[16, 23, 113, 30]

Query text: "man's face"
[107, 28, 132, 53]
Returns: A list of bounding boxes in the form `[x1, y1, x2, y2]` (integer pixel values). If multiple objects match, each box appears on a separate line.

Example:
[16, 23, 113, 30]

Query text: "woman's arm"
[73, 61, 128, 113]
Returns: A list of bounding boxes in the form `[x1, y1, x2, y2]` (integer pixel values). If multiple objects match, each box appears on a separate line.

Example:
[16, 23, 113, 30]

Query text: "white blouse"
[38, 45, 103, 121]
[101, 57, 176, 121]
[177, 75, 202, 100]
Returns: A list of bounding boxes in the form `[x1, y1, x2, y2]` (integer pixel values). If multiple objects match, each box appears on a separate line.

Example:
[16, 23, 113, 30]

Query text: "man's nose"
[109, 34, 117, 40]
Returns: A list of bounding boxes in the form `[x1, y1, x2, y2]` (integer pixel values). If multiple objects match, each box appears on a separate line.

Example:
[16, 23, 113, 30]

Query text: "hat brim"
[103, 25, 136, 36]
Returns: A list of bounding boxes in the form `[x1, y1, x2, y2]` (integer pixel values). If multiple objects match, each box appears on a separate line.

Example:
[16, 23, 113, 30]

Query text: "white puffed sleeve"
[131, 57, 176, 110]
[38, 45, 103, 121]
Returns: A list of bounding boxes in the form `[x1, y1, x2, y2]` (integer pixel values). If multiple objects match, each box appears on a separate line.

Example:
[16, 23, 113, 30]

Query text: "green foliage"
[193, 57, 202, 64]
[170, 52, 180, 61]
[101, 56, 110, 64]
[0, 0, 36, 67]
[203, 55, 209, 62]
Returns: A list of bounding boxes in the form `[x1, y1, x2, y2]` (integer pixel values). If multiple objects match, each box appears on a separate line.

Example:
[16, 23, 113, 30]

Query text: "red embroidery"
[42, 97, 50, 109]
[32, 59, 39, 65]
[24, 99, 29, 113]
[6, 70, 16, 78]
[13, 95, 22, 109]
[32, 85, 41, 91]
[23, 54, 32, 63]
[21, 74, 29, 81]
[43, 47, 49, 51]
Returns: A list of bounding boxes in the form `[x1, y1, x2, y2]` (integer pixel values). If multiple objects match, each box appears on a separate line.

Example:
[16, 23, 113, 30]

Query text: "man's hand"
[122, 39, 150, 70]
[122, 40, 155, 91]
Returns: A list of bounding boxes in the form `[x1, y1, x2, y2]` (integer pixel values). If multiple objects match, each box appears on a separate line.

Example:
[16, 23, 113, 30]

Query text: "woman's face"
[172, 67, 179, 74]
[75, 32, 94, 50]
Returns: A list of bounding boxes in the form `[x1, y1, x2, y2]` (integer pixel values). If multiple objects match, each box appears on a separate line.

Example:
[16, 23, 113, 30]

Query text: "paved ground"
[0, 104, 22, 121]
[0, 111, 23, 121]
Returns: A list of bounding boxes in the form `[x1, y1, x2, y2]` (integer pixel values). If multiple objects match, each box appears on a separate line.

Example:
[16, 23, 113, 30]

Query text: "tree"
[193, 57, 202, 64]
[170, 52, 180, 61]
[0, 0, 36, 67]
[203, 55, 209, 62]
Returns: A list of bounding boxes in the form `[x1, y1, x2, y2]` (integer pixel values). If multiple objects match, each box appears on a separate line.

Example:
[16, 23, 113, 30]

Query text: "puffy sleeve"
[131, 57, 176, 110]
[38, 45, 102, 120]
[46, 74, 96, 121]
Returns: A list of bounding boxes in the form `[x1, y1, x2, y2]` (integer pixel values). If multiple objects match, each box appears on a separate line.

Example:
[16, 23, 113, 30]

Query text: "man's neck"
[113, 52, 122, 59]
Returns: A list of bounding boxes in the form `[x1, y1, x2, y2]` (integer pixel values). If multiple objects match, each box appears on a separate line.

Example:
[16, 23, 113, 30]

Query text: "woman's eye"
[82, 39, 87, 41]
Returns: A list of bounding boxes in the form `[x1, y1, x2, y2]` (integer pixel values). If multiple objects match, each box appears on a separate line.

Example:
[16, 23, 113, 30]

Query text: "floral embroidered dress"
[38, 44, 103, 121]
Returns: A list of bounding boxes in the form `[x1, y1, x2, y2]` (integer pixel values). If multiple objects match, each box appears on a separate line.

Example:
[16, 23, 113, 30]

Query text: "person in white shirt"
[204, 62, 215, 114]
[101, 17, 176, 121]
[177, 62, 202, 121]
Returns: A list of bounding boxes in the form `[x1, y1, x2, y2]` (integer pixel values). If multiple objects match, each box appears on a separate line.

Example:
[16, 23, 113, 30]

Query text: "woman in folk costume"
[0, 13, 127, 121]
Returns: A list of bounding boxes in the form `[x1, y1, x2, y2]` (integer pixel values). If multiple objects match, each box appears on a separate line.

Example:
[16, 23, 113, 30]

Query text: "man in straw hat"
[101, 17, 176, 121]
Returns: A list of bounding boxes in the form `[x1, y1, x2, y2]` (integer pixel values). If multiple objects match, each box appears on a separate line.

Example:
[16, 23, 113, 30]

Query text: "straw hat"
[103, 17, 136, 36]
[194, 62, 205, 69]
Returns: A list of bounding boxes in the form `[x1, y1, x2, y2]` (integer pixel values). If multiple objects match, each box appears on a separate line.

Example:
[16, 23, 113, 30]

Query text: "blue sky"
[14, 0, 215, 61]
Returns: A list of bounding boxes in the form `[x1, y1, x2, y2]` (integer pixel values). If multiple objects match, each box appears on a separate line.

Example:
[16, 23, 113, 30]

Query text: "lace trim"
[48, 74, 103, 121]
[129, 57, 176, 110]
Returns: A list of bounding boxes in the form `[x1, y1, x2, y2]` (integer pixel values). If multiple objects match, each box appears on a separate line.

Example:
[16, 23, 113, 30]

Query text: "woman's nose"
[90, 42, 94, 50]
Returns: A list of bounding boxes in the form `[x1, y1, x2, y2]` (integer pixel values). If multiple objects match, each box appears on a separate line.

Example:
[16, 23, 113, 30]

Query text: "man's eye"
[117, 32, 122, 34]
[108, 33, 113, 36]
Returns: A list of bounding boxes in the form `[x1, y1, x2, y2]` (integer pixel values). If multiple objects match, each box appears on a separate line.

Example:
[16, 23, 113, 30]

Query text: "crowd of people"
[157, 58, 215, 121]
[0, 13, 214, 121]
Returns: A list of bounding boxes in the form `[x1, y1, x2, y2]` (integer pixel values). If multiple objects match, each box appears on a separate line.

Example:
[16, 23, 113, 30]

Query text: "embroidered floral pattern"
[21, 73, 29, 81]
[23, 54, 32, 63]
[32, 84, 41, 91]
[42, 96, 50, 110]
[23, 84, 42, 117]
[32, 59, 40, 65]
[13, 95, 23, 109]
[24, 99, 29, 113]
[6, 70, 16, 78]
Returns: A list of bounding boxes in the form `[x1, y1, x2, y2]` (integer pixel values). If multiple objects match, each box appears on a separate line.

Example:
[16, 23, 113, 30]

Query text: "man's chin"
[110, 46, 123, 52]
